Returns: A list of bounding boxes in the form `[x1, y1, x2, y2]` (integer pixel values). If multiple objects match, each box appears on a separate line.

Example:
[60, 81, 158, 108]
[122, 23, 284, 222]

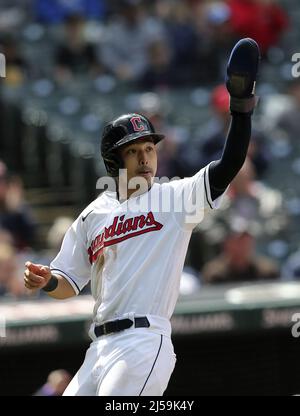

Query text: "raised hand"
[226, 38, 260, 114]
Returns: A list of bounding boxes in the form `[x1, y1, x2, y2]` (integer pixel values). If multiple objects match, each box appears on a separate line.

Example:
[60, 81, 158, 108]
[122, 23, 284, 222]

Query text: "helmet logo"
[130, 116, 145, 132]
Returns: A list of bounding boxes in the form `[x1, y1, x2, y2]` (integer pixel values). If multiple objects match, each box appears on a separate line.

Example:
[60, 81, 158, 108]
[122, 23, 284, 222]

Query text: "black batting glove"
[226, 38, 260, 115]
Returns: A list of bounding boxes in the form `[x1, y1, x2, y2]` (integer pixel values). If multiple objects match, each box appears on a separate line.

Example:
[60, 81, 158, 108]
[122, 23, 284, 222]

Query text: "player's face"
[119, 139, 157, 187]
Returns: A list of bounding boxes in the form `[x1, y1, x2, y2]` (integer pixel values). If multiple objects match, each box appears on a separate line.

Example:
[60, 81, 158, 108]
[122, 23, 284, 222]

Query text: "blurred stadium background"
[1, 0, 300, 396]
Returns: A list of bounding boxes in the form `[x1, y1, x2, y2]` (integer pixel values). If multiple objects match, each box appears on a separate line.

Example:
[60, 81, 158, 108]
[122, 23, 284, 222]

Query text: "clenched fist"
[24, 262, 52, 291]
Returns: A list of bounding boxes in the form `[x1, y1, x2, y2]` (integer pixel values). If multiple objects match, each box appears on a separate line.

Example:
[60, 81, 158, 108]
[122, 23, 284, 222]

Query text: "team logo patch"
[88, 211, 163, 264]
[130, 116, 145, 132]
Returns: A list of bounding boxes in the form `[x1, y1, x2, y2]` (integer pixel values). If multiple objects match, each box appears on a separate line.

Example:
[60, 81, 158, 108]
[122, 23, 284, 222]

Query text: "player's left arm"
[208, 38, 261, 201]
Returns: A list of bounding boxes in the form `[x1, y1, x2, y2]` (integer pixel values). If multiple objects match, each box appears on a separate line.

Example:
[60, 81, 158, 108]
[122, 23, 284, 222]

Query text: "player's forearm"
[43, 273, 77, 299]
[208, 112, 252, 199]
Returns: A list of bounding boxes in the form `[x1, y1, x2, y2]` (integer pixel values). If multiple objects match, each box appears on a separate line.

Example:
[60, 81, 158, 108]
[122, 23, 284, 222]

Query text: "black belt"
[94, 317, 150, 337]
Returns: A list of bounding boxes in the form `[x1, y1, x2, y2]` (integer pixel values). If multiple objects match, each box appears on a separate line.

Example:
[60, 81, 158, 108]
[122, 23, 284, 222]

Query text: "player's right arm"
[208, 38, 260, 200]
[24, 262, 76, 299]
[170, 38, 261, 230]
[24, 208, 92, 299]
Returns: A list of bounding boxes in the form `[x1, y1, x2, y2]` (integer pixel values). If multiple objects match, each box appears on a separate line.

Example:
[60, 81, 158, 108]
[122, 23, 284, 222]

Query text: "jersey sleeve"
[170, 162, 228, 230]
[50, 215, 91, 295]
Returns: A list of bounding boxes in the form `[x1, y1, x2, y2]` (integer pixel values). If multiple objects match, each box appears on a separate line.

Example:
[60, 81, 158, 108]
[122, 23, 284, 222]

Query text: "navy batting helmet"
[101, 113, 164, 177]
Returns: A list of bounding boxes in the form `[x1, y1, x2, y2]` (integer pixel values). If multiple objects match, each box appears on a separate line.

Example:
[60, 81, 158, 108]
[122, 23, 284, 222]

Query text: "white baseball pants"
[63, 317, 176, 396]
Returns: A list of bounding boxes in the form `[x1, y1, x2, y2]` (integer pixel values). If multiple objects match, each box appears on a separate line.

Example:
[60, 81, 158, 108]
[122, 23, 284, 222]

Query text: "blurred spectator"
[0, 34, 29, 87]
[0, 161, 37, 250]
[138, 39, 174, 89]
[33, 369, 72, 396]
[190, 157, 287, 277]
[202, 218, 279, 284]
[0, 5, 26, 32]
[282, 248, 300, 281]
[275, 79, 300, 141]
[186, 85, 270, 177]
[192, 1, 235, 84]
[217, 158, 287, 237]
[227, 0, 289, 56]
[35, 0, 106, 23]
[0, 242, 26, 297]
[47, 217, 74, 254]
[0, 243, 14, 296]
[163, 1, 200, 85]
[0, 228, 14, 246]
[101, 0, 166, 82]
[54, 13, 102, 81]
[37, 216, 74, 266]
[185, 226, 212, 275]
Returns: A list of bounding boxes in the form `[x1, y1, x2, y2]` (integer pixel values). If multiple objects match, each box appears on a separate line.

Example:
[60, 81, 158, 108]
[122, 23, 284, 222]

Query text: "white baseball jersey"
[50, 162, 226, 327]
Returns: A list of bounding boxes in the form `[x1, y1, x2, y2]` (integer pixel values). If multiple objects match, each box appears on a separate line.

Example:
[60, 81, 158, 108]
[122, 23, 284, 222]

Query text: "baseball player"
[24, 38, 260, 396]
